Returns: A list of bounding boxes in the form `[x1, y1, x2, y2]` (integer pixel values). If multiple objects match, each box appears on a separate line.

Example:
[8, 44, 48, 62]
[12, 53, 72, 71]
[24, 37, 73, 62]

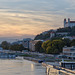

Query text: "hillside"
[34, 26, 75, 40]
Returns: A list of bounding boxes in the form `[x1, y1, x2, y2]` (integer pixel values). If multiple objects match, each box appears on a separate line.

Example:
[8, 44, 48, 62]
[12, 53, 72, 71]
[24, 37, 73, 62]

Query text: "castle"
[64, 18, 75, 28]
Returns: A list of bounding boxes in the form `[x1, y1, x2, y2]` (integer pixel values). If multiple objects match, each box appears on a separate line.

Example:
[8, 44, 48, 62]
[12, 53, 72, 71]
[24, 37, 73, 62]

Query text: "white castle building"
[64, 18, 75, 28]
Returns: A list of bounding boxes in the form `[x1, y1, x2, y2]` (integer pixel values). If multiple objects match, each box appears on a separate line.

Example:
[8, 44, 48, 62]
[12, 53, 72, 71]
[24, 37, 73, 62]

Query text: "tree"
[1, 41, 10, 49]
[10, 44, 25, 51]
[51, 40, 64, 53]
[42, 40, 51, 53]
[35, 41, 44, 53]
[42, 40, 65, 54]
[57, 27, 71, 32]
[71, 39, 75, 46]
[62, 38, 71, 46]
[46, 46, 53, 54]
[70, 26, 75, 36]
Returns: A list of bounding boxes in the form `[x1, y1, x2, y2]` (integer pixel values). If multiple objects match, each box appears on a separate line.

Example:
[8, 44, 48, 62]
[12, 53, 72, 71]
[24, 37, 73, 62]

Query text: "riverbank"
[42, 62, 75, 75]
[24, 57, 39, 63]
[22, 56, 75, 75]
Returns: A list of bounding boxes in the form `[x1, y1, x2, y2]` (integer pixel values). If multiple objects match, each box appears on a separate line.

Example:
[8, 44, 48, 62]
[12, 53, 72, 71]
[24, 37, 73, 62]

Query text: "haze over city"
[0, 0, 75, 42]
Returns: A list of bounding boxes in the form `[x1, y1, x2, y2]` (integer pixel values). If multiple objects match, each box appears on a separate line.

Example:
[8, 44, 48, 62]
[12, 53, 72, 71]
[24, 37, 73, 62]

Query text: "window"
[70, 49, 75, 51]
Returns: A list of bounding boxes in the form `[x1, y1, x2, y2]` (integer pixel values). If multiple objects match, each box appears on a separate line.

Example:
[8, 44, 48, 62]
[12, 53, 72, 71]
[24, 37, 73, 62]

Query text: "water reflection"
[31, 64, 34, 71]
[0, 59, 46, 75]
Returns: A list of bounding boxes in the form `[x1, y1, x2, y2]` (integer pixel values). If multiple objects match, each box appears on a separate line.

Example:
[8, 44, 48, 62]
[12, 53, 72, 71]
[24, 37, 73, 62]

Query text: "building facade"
[56, 32, 69, 36]
[29, 40, 43, 51]
[62, 36, 75, 40]
[63, 46, 75, 59]
[50, 31, 55, 38]
[22, 38, 32, 49]
[64, 18, 75, 28]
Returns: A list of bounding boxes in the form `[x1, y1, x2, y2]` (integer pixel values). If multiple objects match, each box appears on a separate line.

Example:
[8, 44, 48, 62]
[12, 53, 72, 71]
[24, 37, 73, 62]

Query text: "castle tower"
[64, 18, 66, 27]
[68, 18, 70, 27]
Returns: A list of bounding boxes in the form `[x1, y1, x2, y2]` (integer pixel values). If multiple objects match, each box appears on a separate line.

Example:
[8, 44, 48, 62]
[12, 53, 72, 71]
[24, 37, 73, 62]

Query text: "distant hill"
[34, 30, 56, 40]
[34, 26, 75, 40]
[57, 26, 75, 36]
[34, 31, 50, 40]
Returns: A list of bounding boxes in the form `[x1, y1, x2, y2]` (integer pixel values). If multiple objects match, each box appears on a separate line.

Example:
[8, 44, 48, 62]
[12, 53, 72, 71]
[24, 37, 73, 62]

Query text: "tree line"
[1, 41, 25, 51]
[1, 38, 75, 54]
[35, 39, 75, 54]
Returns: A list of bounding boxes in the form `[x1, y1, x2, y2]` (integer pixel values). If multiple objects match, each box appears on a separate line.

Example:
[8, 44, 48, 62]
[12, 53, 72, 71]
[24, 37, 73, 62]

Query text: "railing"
[46, 66, 75, 75]
[42, 63, 75, 75]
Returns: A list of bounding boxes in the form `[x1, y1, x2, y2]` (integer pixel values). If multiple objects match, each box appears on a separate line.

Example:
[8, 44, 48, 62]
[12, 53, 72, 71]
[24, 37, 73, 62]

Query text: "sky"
[0, 0, 75, 42]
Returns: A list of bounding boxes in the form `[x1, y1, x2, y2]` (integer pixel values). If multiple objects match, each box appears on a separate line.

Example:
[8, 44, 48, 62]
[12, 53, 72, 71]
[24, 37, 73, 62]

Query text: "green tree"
[70, 26, 75, 36]
[10, 44, 25, 51]
[35, 41, 44, 53]
[42, 40, 51, 53]
[46, 46, 53, 54]
[51, 40, 64, 53]
[62, 38, 71, 46]
[42, 40, 65, 54]
[71, 39, 75, 46]
[57, 27, 71, 32]
[1, 41, 10, 49]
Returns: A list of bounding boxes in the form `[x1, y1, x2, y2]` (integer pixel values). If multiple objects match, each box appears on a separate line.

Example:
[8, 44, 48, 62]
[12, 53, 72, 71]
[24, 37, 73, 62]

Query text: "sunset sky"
[0, 0, 75, 42]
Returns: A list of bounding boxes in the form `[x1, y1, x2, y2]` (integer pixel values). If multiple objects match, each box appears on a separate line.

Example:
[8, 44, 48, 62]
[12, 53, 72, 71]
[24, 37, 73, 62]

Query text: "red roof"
[70, 21, 75, 23]
[66, 21, 75, 24]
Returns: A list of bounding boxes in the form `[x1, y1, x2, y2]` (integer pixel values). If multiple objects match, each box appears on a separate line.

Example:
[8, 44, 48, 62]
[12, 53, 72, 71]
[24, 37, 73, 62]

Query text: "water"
[0, 59, 46, 75]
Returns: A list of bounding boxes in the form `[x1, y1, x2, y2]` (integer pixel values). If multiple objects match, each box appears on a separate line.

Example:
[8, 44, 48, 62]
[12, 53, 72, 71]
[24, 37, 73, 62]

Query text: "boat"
[38, 60, 44, 63]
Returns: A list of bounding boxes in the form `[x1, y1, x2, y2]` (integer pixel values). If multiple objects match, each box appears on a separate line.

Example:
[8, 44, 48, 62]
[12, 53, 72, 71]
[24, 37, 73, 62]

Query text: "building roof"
[66, 21, 75, 24]
[66, 22, 68, 24]
[70, 21, 75, 23]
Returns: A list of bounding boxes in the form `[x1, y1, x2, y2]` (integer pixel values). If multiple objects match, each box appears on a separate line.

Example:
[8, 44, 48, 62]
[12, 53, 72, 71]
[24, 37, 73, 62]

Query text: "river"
[0, 59, 46, 75]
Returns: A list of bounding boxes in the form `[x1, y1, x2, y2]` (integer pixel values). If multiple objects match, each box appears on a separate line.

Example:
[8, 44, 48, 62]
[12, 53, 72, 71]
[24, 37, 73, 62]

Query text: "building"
[29, 40, 43, 51]
[63, 46, 75, 59]
[56, 32, 69, 36]
[60, 61, 75, 70]
[62, 36, 75, 40]
[64, 18, 75, 28]
[22, 38, 32, 49]
[12, 38, 32, 49]
[50, 31, 55, 38]
[0, 47, 3, 50]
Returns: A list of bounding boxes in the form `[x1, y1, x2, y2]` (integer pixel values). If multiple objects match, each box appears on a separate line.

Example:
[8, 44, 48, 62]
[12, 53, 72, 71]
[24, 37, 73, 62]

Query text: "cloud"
[0, 8, 65, 38]
[0, 0, 74, 40]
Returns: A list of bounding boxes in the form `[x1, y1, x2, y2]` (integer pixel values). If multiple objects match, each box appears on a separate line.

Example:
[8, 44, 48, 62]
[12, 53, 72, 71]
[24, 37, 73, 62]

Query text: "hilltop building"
[56, 32, 69, 37]
[62, 36, 75, 40]
[50, 31, 55, 38]
[64, 18, 75, 28]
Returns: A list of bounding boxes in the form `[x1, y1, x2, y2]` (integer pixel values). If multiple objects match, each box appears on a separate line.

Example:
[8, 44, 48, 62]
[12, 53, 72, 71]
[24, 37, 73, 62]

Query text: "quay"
[0, 50, 75, 75]
[23, 56, 75, 75]
[42, 62, 75, 75]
